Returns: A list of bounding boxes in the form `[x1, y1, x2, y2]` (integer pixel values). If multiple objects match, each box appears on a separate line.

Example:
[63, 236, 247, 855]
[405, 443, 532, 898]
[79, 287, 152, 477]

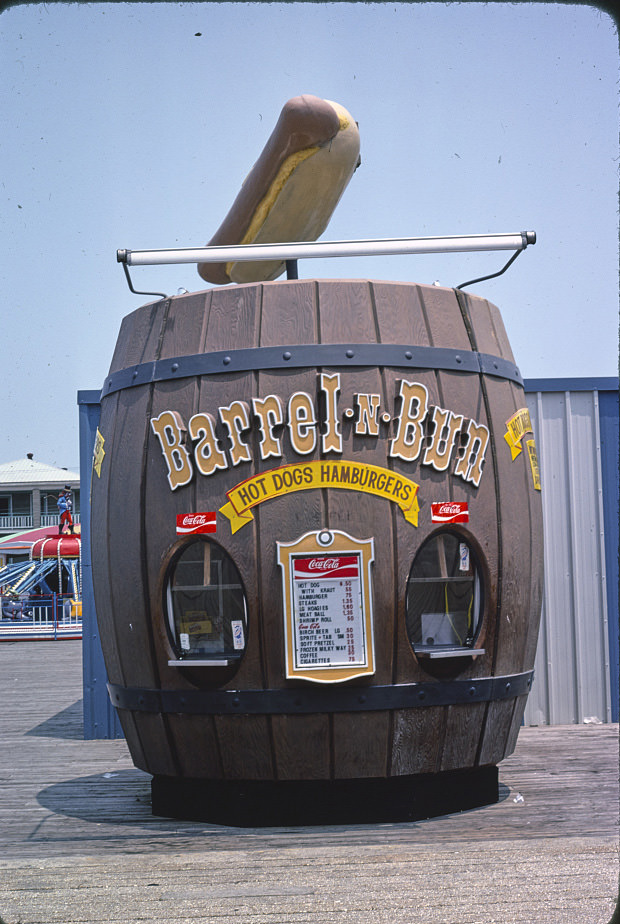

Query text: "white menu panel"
[291, 554, 367, 669]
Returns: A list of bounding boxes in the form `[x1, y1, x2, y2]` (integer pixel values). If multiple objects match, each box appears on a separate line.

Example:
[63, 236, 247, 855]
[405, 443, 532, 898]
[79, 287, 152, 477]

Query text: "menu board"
[291, 554, 367, 670]
[278, 529, 375, 683]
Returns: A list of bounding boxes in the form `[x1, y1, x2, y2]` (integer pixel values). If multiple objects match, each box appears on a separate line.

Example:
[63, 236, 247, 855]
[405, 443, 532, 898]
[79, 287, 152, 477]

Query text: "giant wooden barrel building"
[91, 279, 543, 824]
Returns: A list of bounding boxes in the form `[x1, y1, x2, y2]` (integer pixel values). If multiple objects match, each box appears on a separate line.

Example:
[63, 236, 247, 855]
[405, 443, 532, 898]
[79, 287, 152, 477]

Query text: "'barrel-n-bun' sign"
[150, 371, 489, 532]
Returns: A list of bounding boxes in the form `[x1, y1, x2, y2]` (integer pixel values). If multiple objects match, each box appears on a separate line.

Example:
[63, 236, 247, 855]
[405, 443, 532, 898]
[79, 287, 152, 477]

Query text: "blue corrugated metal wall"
[598, 388, 619, 721]
[78, 391, 123, 739]
[523, 377, 618, 725]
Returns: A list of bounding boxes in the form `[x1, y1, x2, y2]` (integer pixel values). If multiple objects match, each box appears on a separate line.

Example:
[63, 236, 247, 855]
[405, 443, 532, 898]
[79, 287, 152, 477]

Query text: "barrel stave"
[333, 711, 391, 779]
[254, 282, 329, 779]
[317, 280, 394, 777]
[426, 296, 500, 772]
[390, 705, 447, 775]
[458, 291, 543, 762]
[439, 702, 488, 770]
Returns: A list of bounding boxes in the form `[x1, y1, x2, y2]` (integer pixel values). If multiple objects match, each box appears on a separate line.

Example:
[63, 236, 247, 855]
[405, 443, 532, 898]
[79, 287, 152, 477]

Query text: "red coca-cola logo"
[308, 558, 340, 570]
[176, 511, 216, 534]
[181, 514, 210, 526]
[431, 502, 469, 523]
[295, 555, 359, 580]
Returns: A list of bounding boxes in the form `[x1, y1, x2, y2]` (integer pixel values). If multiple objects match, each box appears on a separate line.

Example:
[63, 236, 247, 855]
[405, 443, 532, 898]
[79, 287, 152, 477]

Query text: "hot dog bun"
[198, 95, 361, 285]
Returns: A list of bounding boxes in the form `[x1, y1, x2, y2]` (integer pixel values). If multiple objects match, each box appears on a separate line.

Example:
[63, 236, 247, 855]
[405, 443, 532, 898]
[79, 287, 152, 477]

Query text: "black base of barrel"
[151, 765, 499, 827]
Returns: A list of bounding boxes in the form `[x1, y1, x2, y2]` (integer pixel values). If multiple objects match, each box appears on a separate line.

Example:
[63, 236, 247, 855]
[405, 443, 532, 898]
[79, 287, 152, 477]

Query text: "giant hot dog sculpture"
[197, 95, 361, 285]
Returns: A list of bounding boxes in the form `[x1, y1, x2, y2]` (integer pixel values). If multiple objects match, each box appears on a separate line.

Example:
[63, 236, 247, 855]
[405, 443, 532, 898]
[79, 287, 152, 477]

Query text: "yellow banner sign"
[93, 428, 105, 478]
[504, 407, 533, 460]
[526, 439, 541, 491]
[220, 461, 420, 534]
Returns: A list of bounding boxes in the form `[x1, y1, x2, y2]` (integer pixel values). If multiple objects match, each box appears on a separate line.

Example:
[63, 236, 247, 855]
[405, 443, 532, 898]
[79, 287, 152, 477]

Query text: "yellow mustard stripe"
[225, 145, 320, 278]
[325, 99, 350, 132]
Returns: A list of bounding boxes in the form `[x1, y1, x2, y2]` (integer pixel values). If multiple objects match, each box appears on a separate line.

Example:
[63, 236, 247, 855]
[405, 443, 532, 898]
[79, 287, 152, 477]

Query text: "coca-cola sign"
[293, 555, 359, 580]
[307, 558, 339, 570]
[176, 512, 217, 535]
[430, 502, 469, 524]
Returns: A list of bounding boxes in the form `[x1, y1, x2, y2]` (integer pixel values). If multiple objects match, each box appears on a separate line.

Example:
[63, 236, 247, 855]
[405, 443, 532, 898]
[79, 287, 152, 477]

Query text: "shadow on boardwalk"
[26, 699, 84, 740]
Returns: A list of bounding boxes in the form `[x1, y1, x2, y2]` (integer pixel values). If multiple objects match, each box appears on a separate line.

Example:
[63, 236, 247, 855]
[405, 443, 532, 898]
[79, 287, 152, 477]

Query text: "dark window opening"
[165, 539, 247, 665]
[406, 531, 484, 659]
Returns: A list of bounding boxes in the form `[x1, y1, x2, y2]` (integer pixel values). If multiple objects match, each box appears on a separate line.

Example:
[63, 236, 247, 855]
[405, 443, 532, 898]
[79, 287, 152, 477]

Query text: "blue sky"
[1, 2, 618, 469]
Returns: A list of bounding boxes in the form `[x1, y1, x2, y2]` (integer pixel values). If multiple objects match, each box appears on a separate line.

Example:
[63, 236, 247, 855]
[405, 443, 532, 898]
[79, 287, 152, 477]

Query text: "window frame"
[405, 528, 486, 660]
[163, 537, 248, 667]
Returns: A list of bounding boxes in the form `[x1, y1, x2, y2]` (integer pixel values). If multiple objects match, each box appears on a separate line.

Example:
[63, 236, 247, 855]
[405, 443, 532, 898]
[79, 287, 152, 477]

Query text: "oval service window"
[165, 539, 247, 665]
[406, 531, 484, 660]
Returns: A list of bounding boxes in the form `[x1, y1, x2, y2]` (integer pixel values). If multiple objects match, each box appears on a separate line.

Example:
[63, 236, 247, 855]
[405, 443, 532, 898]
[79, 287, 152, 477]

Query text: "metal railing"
[0, 515, 33, 530]
[1, 592, 82, 638]
[0, 514, 81, 531]
[40, 513, 81, 527]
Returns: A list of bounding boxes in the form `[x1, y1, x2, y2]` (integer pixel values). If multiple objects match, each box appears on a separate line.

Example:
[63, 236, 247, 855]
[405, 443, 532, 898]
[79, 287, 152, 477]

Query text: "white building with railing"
[0, 455, 80, 541]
